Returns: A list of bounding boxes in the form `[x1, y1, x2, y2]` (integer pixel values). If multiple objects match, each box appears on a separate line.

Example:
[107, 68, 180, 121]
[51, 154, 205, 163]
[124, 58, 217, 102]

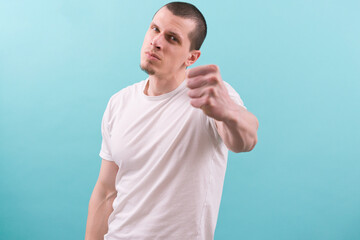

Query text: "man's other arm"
[85, 159, 118, 240]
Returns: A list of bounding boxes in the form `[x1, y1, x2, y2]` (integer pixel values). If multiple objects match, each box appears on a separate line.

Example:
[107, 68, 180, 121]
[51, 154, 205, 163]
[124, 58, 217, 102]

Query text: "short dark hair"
[155, 2, 207, 50]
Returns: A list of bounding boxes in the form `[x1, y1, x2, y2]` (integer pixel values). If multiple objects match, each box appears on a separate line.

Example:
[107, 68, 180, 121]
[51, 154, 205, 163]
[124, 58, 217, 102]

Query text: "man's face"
[140, 7, 197, 77]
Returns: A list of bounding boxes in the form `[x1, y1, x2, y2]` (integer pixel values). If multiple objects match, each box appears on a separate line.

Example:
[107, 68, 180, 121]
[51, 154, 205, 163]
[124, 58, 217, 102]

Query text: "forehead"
[152, 7, 196, 40]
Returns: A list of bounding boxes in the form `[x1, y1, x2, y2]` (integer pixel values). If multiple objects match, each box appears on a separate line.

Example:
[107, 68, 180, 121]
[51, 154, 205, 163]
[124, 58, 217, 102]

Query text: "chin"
[140, 63, 155, 75]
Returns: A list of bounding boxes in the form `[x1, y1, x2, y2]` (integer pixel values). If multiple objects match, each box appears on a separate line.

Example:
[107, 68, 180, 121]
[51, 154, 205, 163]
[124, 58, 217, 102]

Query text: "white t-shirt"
[99, 78, 245, 240]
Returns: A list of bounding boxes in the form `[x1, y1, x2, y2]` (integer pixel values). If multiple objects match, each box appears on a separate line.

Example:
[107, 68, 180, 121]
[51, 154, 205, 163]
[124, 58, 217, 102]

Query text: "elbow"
[234, 137, 257, 153]
[231, 129, 258, 153]
[244, 117, 259, 152]
[225, 116, 259, 153]
[245, 134, 258, 152]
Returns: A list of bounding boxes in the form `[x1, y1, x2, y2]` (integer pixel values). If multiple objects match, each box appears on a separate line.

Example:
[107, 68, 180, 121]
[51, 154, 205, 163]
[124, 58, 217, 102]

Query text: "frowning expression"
[140, 7, 197, 77]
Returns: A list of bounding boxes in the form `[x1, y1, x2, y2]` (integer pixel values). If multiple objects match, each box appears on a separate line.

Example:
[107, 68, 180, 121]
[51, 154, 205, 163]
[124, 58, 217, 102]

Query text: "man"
[85, 2, 258, 240]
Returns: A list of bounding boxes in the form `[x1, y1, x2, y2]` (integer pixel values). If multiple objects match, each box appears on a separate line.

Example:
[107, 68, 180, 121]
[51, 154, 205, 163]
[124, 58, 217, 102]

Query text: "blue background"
[1, 0, 359, 239]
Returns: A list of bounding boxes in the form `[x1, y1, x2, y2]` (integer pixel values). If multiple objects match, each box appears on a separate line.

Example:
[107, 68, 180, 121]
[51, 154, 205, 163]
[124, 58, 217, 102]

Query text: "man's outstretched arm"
[214, 105, 258, 153]
[85, 159, 118, 240]
[186, 64, 259, 153]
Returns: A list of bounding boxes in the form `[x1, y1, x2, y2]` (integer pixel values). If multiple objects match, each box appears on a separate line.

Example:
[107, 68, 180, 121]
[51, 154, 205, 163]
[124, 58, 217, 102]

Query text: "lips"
[145, 51, 161, 60]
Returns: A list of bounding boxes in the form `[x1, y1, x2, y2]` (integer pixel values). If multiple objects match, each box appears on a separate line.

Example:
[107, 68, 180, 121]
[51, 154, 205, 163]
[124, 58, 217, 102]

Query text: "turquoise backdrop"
[1, 0, 359, 239]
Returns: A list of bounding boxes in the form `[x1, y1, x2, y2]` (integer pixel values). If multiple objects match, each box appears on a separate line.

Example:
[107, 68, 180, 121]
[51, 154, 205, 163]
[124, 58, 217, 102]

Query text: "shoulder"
[222, 81, 246, 109]
[107, 79, 146, 108]
[222, 81, 238, 95]
[101, 79, 147, 120]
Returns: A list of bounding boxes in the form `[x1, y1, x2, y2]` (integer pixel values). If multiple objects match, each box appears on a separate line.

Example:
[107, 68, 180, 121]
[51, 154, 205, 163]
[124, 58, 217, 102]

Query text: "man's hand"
[186, 64, 239, 122]
[186, 64, 259, 153]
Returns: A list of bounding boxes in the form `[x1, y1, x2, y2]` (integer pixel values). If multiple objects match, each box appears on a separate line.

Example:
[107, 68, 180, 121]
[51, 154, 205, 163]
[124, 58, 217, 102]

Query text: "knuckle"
[208, 75, 218, 84]
[187, 90, 193, 97]
[208, 64, 219, 72]
[195, 89, 202, 97]
[187, 79, 195, 88]
[207, 87, 215, 95]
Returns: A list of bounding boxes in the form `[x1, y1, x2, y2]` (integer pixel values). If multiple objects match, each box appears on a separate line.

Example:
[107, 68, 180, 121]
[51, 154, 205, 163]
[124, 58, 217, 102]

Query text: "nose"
[150, 34, 162, 50]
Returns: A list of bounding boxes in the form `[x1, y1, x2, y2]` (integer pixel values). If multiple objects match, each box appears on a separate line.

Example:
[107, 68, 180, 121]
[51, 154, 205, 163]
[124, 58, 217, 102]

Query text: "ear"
[185, 50, 201, 67]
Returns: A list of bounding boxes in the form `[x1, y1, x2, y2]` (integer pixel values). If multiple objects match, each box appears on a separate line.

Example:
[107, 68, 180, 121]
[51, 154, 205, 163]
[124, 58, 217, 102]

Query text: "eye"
[169, 36, 178, 42]
[152, 26, 159, 32]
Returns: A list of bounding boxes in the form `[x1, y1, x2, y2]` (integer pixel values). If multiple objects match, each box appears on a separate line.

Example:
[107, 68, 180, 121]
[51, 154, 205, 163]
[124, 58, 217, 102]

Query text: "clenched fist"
[186, 64, 239, 122]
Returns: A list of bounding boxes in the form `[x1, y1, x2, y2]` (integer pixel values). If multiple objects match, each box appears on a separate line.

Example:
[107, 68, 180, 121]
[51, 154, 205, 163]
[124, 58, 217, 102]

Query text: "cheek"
[142, 31, 151, 47]
[175, 51, 190, 64]
[166, 55, 186, 69]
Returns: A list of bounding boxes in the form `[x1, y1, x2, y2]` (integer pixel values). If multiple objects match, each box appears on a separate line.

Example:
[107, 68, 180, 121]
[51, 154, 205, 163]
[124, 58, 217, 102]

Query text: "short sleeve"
[99, 99, 113, 161]
[223, 81, 247, 110]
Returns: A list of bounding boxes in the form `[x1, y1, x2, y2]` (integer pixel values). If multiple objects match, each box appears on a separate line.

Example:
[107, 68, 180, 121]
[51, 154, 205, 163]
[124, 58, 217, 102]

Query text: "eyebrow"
[151, 22, 183, 41]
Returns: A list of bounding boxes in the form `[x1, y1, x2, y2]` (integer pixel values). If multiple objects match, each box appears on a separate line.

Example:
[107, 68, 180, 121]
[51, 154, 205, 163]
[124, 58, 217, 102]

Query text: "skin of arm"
[85, 159, 118, 240]
[186, 64, 259, 153]
[214, 105, 258, 153]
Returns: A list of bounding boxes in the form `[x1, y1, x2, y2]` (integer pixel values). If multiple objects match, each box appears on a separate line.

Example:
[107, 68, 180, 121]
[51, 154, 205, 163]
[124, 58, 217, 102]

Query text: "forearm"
[217, 105, 258, 153]
[85, 183, 117, 240]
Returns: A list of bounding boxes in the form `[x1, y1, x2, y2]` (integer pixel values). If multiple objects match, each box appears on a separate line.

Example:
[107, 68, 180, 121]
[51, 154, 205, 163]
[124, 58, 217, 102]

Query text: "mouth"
[145, 51, 161, 61]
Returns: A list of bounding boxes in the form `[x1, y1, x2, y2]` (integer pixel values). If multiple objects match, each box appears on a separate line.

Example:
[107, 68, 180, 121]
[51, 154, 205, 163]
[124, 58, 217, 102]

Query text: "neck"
[144, 71, 186, 96]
